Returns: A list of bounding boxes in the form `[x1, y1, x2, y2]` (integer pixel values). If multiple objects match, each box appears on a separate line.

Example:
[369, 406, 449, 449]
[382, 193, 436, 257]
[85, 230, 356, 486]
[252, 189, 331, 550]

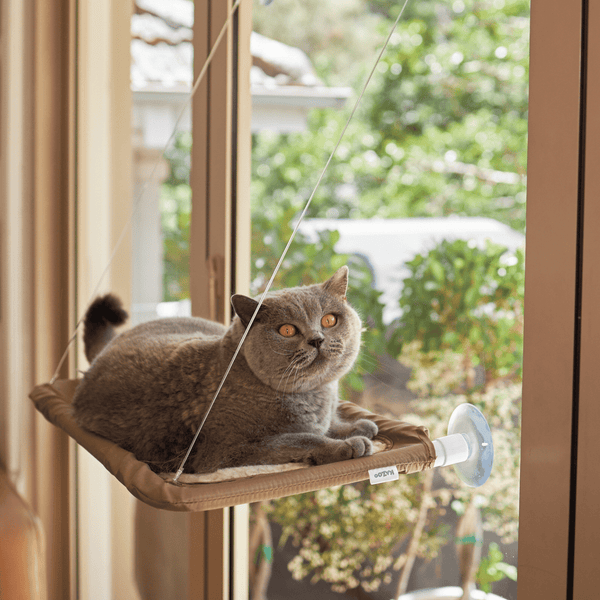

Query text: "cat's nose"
[308, 333, 324, 349]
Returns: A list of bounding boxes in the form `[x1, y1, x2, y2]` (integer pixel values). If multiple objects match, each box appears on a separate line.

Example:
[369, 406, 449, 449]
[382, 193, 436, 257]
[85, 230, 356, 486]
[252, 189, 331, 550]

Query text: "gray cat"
[73, 266, 378, 474]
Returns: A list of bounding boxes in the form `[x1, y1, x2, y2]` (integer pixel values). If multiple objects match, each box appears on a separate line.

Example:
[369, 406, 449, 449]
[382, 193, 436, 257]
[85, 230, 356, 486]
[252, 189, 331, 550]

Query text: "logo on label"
[369, 465, 399, 485]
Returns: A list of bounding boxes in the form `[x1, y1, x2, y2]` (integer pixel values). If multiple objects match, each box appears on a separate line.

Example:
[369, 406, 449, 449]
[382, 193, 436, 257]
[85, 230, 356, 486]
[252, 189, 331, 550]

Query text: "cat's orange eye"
[321, 314, 337, 328]
[279, 324, 297, 337]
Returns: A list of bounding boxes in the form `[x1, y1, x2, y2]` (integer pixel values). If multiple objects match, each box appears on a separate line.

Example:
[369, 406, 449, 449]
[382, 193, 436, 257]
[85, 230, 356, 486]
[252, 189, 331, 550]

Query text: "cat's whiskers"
[275, 354, 303, 397]
[284, 363, 299, 395]
[297, 349, 317, 369]
[291, 362, 302, 393]
[283, 353, 304, 376]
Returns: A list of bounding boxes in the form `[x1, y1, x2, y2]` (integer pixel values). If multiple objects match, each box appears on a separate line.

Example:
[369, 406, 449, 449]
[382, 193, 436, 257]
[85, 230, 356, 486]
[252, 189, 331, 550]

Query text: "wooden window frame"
[519, 0, 600, 597]
[188, 2, 252, 598]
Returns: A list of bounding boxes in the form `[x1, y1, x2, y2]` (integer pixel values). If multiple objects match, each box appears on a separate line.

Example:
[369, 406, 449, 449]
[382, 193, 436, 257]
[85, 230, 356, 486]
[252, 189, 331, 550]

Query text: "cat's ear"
[231, 295, 268, 327]
[322, 266, 349, 299]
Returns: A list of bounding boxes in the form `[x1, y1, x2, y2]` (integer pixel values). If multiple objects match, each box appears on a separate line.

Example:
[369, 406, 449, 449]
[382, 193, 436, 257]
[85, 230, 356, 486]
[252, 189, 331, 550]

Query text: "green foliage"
[366, 1, 529, 142]
[399, 239, 524, 388]
[476, 542, 518, 592]
[252, 0, 529, 232]
[267, 474, 448, 594]
[364, 0, 529, 230]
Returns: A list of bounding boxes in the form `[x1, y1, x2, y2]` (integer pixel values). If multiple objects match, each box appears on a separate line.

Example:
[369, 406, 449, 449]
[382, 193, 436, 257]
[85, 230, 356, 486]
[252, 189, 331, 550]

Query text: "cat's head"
[231, 266, 362, 393]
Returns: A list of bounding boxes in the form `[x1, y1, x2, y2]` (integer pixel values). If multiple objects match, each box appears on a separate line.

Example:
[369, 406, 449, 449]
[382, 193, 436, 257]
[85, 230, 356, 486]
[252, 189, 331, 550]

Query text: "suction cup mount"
[432, 403, 494, 488]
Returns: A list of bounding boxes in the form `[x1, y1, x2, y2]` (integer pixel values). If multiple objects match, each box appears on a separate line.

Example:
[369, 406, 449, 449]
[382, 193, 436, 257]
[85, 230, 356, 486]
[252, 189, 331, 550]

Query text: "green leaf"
[430, 259, 445, 283]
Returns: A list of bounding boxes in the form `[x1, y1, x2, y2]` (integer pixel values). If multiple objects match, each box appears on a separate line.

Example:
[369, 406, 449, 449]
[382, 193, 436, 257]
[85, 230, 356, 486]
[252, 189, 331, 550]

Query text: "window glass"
[250, 1, 527, 598]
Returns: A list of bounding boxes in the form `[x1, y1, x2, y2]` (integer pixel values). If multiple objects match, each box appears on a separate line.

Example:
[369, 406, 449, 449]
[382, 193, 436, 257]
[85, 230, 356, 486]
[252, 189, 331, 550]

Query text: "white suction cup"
[432, 403, 494, 488]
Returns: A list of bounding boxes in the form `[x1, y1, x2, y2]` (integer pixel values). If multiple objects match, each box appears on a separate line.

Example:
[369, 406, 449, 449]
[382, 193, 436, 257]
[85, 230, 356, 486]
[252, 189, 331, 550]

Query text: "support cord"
[172, 0, 411, 481]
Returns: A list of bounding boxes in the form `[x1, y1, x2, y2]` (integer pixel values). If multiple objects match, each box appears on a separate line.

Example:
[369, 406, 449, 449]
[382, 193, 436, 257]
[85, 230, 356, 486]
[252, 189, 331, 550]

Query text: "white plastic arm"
[432, 434, 470, 468]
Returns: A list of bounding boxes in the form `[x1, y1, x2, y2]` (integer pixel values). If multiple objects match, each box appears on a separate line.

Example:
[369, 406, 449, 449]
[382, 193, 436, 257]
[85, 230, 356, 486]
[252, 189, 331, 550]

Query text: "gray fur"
[72, 267, 378, 474]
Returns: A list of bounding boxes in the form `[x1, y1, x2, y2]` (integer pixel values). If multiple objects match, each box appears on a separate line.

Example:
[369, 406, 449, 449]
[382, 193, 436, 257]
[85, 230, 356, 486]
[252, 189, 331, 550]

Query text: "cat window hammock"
[29, 379, 493, 512]
[28, 0, 496, 512]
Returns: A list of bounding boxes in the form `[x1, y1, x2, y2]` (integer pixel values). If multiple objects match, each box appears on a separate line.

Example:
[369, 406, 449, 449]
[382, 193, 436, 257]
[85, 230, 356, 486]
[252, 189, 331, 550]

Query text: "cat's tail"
[83, 294, 129, 363]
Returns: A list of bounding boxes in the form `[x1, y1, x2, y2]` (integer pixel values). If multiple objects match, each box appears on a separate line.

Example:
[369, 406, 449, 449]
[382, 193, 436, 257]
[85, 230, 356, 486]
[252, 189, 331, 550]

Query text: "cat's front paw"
[344, 435, 374, 458]
[349, 419, 378, 440]
[310, 436, 373, 465]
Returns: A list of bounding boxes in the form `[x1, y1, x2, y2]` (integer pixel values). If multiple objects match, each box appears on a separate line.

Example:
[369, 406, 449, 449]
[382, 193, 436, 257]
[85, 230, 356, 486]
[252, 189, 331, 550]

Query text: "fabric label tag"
[368, 465, 399, 485]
